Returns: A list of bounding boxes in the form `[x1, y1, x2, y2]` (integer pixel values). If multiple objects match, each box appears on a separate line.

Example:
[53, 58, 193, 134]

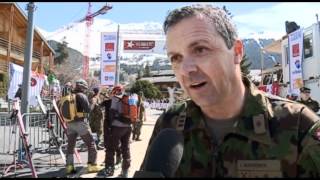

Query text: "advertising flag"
[101, 32, 117, 86]
[288, 29, 304, 95]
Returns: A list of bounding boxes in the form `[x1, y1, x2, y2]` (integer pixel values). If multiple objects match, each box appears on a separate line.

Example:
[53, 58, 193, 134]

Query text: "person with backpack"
[104, 86, 138, 177]
[62, 79, 103, 174]
[100, 87, 122, 175]
[89, 87, 104, 150]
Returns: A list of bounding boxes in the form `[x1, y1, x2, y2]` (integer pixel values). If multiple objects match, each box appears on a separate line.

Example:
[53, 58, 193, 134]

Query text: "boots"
[120, 169, 129, 178]
[66, 164, 76, 174]
[135, 135, 142, 141]
[87, 163, 104, 173]
[116, 155, 122, 165]
[104, 166, 114, 177]
[132, 134, 136, 141]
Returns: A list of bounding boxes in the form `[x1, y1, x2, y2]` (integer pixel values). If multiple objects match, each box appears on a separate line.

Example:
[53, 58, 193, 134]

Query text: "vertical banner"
[288, 29, 304, 95]
[101, 32, 118, 86]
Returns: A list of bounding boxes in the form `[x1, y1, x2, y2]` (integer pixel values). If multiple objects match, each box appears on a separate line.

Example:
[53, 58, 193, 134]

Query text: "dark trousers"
[104, 126, 121, 163]
[105, 126, 131, 170]
[132, 120, 143, 139]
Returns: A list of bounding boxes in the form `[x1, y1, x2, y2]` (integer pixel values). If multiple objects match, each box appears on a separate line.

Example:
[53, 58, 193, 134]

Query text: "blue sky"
[17, 2, 277, 32]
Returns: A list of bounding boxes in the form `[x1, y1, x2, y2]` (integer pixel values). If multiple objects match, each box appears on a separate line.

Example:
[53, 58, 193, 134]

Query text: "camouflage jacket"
[298, 98, 320, 113]
[141, 78, 320, 177]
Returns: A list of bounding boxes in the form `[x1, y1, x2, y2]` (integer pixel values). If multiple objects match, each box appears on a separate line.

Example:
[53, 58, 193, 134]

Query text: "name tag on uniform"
[237, 160, 282, 178]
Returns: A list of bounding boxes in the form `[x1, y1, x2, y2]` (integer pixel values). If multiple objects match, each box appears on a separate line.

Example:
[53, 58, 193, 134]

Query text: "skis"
[51, 98, 82, 164]
[37, 95, 66, 164]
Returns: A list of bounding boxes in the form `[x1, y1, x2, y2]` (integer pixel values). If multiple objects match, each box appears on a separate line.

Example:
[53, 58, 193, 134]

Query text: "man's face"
[300, 92, 310, 101]
[166, 15, 243, 107]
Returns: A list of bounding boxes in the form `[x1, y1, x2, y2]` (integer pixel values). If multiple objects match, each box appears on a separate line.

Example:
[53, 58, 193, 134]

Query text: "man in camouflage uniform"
[139, 4, 320, 177]
[89, 87, 104, 150]
[298, 87, 319, 114]
[132, 94, 146, 141]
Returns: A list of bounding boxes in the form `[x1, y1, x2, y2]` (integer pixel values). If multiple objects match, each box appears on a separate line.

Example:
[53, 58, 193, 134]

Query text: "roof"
[140, 75, 177, 83]
[150, 69, 174, 77]
[1, 2, 55, 55]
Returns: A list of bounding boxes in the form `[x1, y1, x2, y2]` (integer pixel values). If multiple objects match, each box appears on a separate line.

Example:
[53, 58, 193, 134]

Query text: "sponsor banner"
[100, 61, 116, 86]
[101, 32, 117, 62]
[288, 29, 304, 95]
[101, 32, 118, 86]
[122, 39, 166, 54]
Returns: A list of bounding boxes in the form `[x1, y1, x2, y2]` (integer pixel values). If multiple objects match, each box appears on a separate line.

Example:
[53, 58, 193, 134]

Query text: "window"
[303, 33, 313, 59]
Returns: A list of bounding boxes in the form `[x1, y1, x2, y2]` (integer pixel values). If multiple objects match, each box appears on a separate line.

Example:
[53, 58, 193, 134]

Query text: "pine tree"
[137, 70, 143, 80]
[54, 38, 69, 65]
[143, 62, 151, 77]
[130, 80, 162, 99]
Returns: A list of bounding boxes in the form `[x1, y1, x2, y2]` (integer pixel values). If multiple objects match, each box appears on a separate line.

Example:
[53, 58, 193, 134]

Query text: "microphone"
[134, 128, 184, 178]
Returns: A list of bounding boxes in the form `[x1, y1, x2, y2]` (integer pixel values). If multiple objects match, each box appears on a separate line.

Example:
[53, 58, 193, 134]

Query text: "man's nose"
[180, 57, 197, 76]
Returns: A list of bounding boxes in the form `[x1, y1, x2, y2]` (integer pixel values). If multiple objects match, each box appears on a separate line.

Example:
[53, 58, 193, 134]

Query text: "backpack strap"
[175, 101, 187, 131]
[73, 93, 84, 118]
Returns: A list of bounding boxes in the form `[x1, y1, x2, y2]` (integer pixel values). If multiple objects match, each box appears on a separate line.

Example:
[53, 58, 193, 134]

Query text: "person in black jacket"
[298, 87, 319, 113]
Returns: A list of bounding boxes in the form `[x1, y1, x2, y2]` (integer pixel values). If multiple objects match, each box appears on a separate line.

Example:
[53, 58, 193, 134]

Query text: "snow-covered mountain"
[38, 18, 280, 69]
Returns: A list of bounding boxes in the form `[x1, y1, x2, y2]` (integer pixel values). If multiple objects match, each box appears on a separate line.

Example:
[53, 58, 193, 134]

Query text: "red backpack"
[121, 94, 140, 123]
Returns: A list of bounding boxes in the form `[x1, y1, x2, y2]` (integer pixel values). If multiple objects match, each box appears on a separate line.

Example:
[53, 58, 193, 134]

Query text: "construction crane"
[82, 2, 112, 80]
[46, 3, 112, 79]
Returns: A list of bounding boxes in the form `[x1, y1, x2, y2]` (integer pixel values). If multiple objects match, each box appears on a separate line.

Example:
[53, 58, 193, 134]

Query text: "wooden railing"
[0, 37, 41, 60]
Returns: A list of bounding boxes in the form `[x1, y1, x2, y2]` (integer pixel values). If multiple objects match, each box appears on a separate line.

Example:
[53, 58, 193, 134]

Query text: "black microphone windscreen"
[143, 128, 184, 177]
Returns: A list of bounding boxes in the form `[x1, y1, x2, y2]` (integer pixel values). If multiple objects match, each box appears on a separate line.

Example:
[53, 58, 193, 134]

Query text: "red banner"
[258, 82, 280, 95]
[123, 40, 155, 50]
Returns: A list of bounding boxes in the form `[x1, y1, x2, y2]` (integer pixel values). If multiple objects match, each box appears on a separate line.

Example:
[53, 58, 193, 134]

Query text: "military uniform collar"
[186, 76, 274, 146]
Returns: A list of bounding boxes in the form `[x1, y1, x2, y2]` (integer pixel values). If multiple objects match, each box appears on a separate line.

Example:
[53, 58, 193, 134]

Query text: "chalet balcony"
[0, 37, 41, 63]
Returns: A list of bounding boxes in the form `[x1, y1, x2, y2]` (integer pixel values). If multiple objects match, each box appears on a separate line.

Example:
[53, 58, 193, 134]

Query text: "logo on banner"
[123, 40, 155, 50]
[295, 60, 301, 69]
[292, 44, 299, 57]
[105, 43, 115, 52]
[104, 76, 114, 81]
[104, 35, 116, 41]
[107, 53, 112, 59]
[104, 65, 116, 72]
[31, 77, 37, 87]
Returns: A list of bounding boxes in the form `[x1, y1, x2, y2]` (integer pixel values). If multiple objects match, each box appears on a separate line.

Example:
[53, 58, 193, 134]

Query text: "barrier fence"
[0, 112, 67, 156]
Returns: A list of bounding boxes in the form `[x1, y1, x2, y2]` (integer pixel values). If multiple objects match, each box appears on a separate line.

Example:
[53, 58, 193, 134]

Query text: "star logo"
[127, 41, 134, 48]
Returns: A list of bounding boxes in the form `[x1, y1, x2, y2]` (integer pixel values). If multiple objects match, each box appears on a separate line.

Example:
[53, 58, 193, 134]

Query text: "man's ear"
[233, 40, 243, 64]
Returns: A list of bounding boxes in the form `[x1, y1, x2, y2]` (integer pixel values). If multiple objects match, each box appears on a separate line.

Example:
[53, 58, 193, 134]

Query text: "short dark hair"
[300, 87, 311, 93]
[163, 4, 238, 49]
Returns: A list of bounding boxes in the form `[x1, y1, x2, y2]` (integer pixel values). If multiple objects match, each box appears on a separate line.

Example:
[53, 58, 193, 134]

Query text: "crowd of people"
[59, 79, 147, 177]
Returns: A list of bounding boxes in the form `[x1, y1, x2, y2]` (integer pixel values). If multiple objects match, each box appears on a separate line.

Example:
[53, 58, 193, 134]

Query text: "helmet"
[93, 87, 99, 94]
[75, 79, 88, 90]
[65, 82, 72, 87]
[111, 85, 123, 96]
